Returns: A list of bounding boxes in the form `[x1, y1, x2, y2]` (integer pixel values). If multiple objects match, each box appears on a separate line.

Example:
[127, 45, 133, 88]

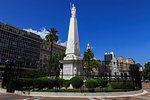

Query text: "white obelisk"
[60, 4, 83, 80]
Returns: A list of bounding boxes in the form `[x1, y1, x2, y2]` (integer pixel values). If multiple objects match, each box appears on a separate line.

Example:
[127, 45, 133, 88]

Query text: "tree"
[45, 28, 59, 76]
[136, 63, 143, 80]
[46, 53, 65, 78]
[143, 62, 150, 80]
[83, 44, 94, 61]
[129, 64, 142, 89]
[83, 44, 98, 77]
[84, 59, 99, 77]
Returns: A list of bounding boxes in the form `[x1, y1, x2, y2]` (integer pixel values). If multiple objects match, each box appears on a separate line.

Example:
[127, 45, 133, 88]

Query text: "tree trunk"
[49, 41, 53, 77]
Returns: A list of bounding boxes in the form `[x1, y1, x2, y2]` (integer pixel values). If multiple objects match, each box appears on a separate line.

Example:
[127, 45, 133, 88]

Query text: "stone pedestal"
[60, 60, 83, 80]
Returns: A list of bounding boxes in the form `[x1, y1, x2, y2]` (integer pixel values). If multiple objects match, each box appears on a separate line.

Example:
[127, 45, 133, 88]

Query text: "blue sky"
[0, 0, 150, 66]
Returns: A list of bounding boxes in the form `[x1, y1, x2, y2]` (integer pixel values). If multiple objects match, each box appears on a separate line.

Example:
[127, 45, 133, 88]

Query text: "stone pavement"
[0, 83, 149, 100]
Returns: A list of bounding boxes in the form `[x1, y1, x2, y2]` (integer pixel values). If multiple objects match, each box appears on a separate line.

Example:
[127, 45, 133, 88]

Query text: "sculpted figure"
[71, 4, 76, 17]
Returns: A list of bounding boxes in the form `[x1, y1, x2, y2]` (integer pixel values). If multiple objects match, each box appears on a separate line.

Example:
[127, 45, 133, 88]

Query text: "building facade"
[104, 52, 135, 77]
[104, 52, 115, 65]
[116, 56, 135, 74]
[0, 22, 42, 71]
[39, 40, 66, 72]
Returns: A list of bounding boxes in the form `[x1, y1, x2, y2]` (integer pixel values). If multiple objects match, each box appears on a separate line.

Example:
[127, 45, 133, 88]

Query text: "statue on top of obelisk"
[71, 4, 76, 18]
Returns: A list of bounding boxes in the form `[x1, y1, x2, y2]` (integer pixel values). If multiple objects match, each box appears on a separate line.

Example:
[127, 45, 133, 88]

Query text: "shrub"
[70, 76, 83, 89]
[11, 78, 56, 90]
[48, 79, 55, 89]
[9, 78, 34, 91]
[110, 82, 134, 89]
[14, 79, 25, 90]
[63, 80, 70, 89]
[33, 77, 50, 89]
[24, 78, 33, 89]
[97, 79, 108, 88]
[85, 79, 98, 88]
[55, 78, 65, 89]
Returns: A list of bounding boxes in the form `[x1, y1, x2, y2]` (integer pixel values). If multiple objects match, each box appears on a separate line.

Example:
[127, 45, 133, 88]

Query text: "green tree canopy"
[84, 59, 99, 76]
[129, 64, 142, 89]
[46, 53, 65, 78]
[83, 47, 94, 61]
[45, 28, 59, 43]
[83, 44, 98, 77]
[143, 62, 150, 80]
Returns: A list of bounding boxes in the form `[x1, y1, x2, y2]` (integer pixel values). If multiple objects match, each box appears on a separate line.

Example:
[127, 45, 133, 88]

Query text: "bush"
[24, 78, 33, 89]
[110, 82, 134, 89]
[70, 76, 83, 89]
[34, 77, 46, 89]
[63, 80, 70, 89]
[47, 79, 55, 89]
[14, 79, 25, 90]
[9, 78, 34, 91]
[10, 78, 57, 90]
[33, 77, 54, 90]
[55, 78, 65, 89]
[85, 79, 98, 92]
[97, 79, 108, 88]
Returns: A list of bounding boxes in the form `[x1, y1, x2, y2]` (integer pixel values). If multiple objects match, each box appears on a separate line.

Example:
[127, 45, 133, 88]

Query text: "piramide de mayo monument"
[60, 4, 84, 80]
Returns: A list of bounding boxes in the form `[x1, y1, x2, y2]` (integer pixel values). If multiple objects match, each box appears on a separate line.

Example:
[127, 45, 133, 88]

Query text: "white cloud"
[57, 39, 61, 44]
[24, 28, 67, 46]
[59, 41, 67, 46]
[23, 27, 49, 39]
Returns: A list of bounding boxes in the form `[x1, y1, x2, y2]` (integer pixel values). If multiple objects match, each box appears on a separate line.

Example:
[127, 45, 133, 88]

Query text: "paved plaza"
[0, 83, 149, 100]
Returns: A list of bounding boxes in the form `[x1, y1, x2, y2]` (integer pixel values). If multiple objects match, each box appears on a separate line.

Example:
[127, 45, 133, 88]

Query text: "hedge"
[63, 80, 70, 89]
[9, 78, 33, 91]
[33, 77, 48, 89]
[47, 79, 55, 89]
[110, 82, 134, 89]
[33, 77, 56, 89]
[55, 78, 65, 89]
[97, 79, 108, 88]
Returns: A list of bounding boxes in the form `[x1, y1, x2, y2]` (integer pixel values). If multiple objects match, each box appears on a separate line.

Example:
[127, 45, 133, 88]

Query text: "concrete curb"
[13, 89, 148, 98]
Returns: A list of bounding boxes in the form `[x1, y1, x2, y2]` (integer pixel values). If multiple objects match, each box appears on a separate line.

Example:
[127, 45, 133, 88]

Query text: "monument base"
[60, 60, 83, 80]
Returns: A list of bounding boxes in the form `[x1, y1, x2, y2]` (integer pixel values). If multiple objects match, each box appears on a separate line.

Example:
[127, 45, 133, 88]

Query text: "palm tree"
[45, 28, 59, 76]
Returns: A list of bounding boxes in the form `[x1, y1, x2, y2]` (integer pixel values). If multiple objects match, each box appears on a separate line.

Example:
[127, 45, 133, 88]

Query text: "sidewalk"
[14, 89, 147, 98]
[0, 85, 148, 98]
[0, 83, 149, 100]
